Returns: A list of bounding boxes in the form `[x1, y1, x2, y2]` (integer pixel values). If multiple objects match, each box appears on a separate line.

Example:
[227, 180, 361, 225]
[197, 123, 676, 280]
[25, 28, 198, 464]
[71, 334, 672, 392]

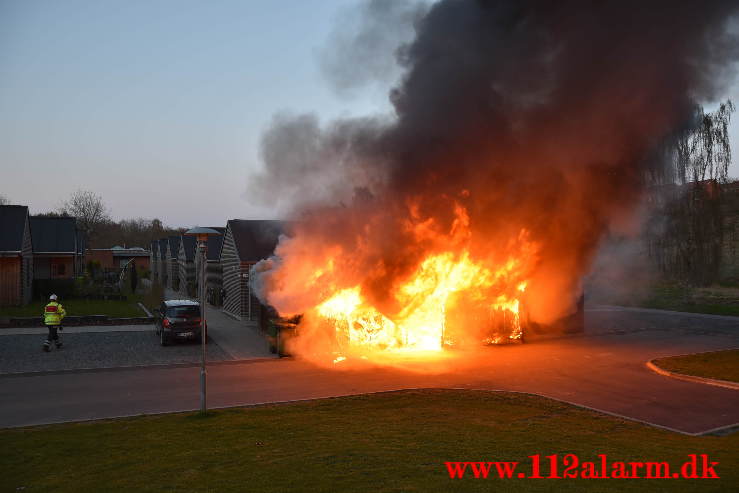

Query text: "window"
[166, 305, 200, 317]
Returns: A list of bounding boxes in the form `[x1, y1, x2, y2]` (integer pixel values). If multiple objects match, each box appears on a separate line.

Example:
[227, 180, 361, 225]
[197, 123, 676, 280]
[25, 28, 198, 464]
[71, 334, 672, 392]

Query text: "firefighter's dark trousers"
[44, 325, 62, 348]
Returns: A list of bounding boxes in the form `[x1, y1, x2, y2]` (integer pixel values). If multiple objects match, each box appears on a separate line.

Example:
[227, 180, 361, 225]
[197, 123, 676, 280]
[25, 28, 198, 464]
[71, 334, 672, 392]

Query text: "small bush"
[86, 260, 103, 281]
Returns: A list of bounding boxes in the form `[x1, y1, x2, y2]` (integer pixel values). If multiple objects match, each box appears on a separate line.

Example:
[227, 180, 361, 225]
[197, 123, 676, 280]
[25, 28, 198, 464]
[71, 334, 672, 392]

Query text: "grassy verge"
[653, 349, 739, 383]
[1, 390, 737, 492]
[597, 282, 739, 317]
[0, 296, 146, 318]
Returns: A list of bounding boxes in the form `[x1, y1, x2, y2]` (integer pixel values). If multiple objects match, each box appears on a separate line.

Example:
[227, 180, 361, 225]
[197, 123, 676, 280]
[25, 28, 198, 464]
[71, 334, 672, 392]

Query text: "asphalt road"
[0, 307, 737, 434]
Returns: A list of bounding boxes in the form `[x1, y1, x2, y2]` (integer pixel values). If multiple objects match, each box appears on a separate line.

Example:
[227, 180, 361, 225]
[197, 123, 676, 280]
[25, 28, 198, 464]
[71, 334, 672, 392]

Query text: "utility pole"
[184, 227, 221, 414]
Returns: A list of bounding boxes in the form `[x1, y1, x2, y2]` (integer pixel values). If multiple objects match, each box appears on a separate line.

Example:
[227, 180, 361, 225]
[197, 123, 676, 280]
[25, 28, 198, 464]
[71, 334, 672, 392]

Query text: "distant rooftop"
[30, 216, 78, 253]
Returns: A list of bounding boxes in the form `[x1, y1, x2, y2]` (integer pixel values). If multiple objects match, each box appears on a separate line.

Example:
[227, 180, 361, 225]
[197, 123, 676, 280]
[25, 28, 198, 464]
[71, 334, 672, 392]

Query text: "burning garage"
[246, 0, 737, 366]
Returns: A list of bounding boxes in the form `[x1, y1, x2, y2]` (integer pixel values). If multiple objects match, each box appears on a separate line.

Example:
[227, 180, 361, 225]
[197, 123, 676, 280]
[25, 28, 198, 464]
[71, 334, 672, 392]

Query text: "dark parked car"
[155, 299, 207, 346]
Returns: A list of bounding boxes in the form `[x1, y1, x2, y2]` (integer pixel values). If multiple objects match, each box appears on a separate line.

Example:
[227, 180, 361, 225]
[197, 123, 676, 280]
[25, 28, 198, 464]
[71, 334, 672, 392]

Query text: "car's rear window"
[166, 305, 200, 317]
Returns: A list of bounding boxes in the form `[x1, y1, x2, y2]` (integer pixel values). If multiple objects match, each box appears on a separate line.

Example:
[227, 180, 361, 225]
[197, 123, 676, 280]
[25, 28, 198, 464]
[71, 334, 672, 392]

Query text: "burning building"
[250, 0, 739, 365]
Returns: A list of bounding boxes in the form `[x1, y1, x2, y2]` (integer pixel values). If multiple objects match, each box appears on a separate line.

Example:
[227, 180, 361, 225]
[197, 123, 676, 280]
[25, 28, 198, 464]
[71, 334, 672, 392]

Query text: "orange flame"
[312, 241, 536, 362]
[258, 198, 540, 366]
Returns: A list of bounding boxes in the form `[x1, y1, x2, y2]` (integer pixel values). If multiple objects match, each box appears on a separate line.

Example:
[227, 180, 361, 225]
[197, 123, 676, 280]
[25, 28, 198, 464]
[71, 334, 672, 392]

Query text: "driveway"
[163, 289, 276, 360]
[0, 306, 737, 434]
[0, 325, 233, 375]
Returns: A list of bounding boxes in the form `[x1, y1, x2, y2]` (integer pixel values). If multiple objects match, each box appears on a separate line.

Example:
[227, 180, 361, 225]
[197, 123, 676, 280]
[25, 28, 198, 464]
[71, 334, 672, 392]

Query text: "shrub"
[86, 260, 103, 280]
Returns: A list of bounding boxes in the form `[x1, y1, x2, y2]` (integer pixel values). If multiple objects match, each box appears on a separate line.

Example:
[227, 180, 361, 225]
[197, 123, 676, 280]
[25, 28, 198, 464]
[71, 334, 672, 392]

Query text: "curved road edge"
[645, 356, 739, 391]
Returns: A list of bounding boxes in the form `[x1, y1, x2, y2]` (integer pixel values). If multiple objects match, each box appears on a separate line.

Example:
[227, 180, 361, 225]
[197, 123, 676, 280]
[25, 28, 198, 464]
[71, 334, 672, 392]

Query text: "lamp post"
[184, 227, 222, 414]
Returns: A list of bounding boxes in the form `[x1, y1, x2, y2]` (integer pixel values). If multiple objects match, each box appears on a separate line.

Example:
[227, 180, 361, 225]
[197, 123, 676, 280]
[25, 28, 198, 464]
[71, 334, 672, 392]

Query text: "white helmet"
[49, 294, 57, 301]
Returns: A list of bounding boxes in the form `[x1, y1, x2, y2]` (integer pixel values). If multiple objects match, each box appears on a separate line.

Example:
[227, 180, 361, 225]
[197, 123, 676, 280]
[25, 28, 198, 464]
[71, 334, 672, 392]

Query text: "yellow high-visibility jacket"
[43, 302, 66, 326]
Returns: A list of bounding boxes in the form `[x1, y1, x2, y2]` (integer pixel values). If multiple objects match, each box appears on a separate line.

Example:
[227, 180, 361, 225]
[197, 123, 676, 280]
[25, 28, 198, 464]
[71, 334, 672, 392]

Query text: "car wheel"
[160, 330, 168, 346]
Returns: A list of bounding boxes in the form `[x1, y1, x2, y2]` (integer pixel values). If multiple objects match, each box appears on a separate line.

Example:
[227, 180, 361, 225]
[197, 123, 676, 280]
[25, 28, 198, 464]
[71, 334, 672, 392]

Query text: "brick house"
[86, 246, 150, 273]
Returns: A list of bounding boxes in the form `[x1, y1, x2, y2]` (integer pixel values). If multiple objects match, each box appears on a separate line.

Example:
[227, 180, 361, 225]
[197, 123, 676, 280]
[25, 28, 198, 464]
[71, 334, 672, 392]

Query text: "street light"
[184, 226, 222, 414]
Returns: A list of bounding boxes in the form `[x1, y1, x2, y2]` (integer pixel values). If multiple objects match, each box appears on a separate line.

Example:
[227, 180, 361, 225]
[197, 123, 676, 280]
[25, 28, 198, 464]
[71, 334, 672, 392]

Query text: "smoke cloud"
[320, 0, 428, 97]
[251, 0, 739, 327]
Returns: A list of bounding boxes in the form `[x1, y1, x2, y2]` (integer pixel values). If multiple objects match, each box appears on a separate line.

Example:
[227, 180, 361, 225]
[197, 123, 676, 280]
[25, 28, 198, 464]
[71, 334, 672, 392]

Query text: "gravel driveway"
[0, 328, 234, 374]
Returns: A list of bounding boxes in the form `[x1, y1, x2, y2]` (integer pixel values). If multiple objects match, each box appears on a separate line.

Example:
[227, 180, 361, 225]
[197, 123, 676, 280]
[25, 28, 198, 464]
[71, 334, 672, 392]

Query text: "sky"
[1, 0, 737, 228]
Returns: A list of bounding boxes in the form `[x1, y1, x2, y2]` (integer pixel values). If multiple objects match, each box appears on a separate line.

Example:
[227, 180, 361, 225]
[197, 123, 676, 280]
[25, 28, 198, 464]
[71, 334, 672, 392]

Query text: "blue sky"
[1, 0, 737, 227]
[0, 0, 387, 226]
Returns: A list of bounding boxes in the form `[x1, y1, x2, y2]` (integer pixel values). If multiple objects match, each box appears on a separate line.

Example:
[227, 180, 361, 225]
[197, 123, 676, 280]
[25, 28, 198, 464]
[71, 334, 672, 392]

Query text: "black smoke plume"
[251, 0, 739, 325]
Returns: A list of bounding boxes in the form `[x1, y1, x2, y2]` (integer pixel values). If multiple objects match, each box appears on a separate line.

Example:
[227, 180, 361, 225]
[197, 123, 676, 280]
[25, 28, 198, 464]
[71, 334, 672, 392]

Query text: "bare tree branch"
[60, 189, 111, 242]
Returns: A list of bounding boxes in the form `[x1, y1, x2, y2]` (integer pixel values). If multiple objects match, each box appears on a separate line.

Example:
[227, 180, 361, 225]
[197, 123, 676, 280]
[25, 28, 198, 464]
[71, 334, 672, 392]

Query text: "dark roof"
[150, 240, 159, 254]
[227, 220, 285, 262]
[181, 235, 196, 261]
[30, 216, 77, 253]
[159, 238, 168, 259]
[206, 234, 224, 261]
[0, 205, 29, 252]
[76, 229, 85, 254]
[168, 235, 181, 260]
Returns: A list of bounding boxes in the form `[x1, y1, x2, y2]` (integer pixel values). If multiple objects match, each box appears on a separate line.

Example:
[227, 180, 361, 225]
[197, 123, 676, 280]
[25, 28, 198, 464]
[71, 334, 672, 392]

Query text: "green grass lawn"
[0, 296, 146, 318]
[654, 349, 739, 383]
[636, 283, 739, 316]
[641, 300, 739, 317]
[2, 390, 737, 492]
[596, 282, 739, 317]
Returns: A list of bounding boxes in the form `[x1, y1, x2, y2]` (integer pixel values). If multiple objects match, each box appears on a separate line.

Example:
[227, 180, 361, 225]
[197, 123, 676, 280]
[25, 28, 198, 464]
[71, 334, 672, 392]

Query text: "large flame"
[255, 199, 540, 366]
[317, 251, 530, 355]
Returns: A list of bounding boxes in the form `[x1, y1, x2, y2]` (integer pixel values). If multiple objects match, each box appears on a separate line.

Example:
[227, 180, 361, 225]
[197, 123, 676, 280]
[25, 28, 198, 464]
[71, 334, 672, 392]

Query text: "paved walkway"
[164, 289, 275, 360]
[0, 325, 151, 336]
[0, 330, 233, 375]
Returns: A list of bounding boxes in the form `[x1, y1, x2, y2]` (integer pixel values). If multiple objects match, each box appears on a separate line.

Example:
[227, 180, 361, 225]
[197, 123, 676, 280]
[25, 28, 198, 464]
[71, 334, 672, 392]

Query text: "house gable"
[0, 205, 30, 253]
[221, 223, 242, 318]
[0, 206, 33, 305]
[29, 217, 77, 254]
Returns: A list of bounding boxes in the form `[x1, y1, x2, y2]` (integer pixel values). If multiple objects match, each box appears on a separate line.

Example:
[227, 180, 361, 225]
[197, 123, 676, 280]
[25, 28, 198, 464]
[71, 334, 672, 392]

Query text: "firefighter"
[43, 294, 66, 352]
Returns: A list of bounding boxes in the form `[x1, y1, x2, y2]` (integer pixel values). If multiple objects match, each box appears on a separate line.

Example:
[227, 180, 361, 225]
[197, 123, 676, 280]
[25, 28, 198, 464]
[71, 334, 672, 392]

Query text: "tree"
[35, 211, 71, 218]
[61, 190, 111, 244]
[93, 217, 185, 249]
[645, 100, 735, 285]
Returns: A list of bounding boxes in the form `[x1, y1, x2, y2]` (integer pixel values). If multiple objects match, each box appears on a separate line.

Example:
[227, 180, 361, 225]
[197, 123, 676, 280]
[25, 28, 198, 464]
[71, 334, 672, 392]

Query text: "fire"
[253, 197, 540, 366]
[313, 244, 535, 361]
